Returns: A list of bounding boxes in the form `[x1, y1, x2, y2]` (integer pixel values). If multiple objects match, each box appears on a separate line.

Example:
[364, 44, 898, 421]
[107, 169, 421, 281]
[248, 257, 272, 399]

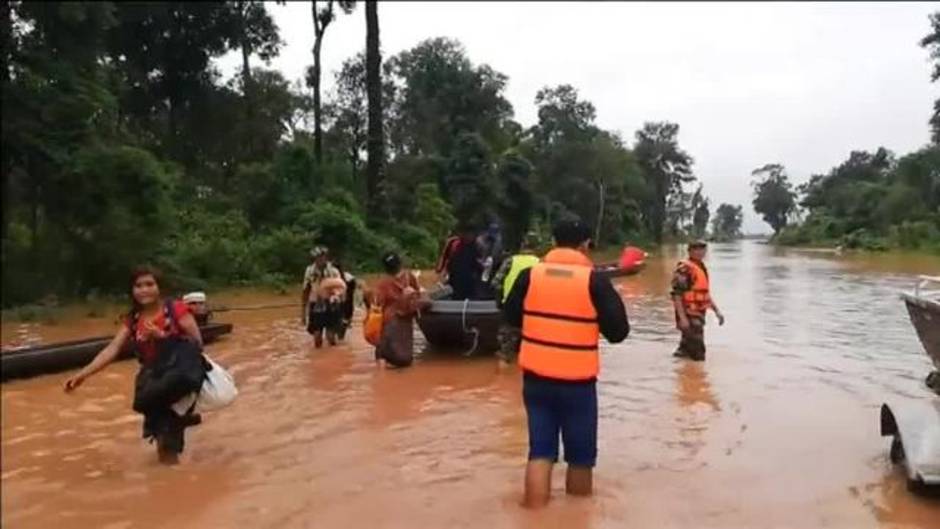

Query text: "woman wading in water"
[369, 252, 430, 368]
[64, 267, 205, 464]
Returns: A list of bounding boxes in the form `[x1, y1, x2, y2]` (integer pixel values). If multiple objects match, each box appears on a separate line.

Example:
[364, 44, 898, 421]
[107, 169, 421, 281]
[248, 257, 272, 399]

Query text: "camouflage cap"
[687, 239, 708, 249]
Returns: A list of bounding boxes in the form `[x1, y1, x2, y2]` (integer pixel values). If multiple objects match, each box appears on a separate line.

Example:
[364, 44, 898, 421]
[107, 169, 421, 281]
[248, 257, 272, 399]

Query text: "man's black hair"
[552, 218, 592, 248]
[381, 252, 402, 274]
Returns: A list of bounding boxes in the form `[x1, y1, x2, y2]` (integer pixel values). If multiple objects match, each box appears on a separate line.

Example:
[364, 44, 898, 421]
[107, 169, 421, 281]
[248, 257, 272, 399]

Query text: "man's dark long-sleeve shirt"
[502, 267, 630, 344]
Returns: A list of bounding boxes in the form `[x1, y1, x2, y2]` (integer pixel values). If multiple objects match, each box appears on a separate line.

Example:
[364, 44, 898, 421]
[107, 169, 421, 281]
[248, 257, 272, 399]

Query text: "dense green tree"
[519, 85, 649, 244]
[446, 132, 496, 227]
[105, 2, 243, 162]
[711, 204, 743, 241]
[751, 163, 797, 235]
[3, 2, 119, 277]
[387, 37, 513, 158]
[525, 85, 596, 220]
[11, 7, 935, 307]
[799, 148, 894, 232]
[411, 182, 457, 243]
[921, 11, 940, 144]
[634, 122, 695, 243]
[495, 150, 535, 251]
[780, 145, 939, 250]
[530, 84, 597, 147]
[326, 52, 396, 193]
[227, 0, 281, 87]
[0, 0, 15, 240]
[524, 85, 598, 225]
[893, 146, 940, 213]
[55, 146, 176, 294]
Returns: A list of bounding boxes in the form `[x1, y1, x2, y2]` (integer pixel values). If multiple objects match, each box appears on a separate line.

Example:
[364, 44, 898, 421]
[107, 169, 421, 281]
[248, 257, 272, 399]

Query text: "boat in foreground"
[901, 276, 940, 376]
[1, 322, 233, 382]
[417, 260, 645, 355]
[880, 275, 940, 492]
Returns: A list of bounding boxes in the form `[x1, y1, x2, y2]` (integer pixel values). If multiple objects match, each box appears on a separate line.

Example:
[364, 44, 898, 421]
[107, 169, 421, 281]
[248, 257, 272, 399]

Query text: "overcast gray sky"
[217, 1, 937, 233]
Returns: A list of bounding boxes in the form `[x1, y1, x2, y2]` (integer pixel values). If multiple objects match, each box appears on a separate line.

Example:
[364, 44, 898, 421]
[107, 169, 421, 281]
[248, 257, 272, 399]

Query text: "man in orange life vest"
[671, 240, 724, 361]
[502, 218, 629, 508]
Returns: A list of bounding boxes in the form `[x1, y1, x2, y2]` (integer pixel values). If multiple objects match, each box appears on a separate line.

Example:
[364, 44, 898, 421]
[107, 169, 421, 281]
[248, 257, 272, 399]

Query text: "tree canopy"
[751, 163, 797, 235]
[711, 204, 744, 242]
[4, 4, 937, 306]
[776, 146, 939, 251]
[921, 11, 940, 144]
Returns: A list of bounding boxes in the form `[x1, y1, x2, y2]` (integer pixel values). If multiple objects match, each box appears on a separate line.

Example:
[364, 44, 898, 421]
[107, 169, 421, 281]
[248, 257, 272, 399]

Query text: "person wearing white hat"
[182, 292, 210, 326]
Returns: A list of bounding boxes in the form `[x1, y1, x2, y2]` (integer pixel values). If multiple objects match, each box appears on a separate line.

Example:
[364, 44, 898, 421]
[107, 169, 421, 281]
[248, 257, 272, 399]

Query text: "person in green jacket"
[491, 233, 541, 366]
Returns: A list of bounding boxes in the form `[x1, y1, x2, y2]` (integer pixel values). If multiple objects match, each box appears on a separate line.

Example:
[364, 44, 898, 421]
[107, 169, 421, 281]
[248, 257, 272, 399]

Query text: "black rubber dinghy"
[417, 261, 645, 355]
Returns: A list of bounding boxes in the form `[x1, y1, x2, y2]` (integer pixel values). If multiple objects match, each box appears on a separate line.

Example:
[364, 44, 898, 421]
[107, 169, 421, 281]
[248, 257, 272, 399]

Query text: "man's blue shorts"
[522, 371, 598, 467]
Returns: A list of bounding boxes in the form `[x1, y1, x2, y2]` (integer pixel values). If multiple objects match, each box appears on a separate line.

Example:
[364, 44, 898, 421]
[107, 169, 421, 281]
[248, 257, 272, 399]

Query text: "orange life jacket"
[680, 259, 712, 316]
[519, 248, 599, 380]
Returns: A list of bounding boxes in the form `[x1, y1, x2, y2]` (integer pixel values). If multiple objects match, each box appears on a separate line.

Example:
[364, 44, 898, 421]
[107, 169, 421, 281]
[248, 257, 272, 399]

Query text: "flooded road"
[3, 241, 940, 528]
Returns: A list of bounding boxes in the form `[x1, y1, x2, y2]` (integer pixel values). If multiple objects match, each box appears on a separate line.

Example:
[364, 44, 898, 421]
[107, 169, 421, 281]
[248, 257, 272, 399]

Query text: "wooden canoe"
[1, 323, 233, 382]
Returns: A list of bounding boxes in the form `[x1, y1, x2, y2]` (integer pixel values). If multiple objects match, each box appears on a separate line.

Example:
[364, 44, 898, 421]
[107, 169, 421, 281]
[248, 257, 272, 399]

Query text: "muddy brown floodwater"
[3, 242, 940, 528]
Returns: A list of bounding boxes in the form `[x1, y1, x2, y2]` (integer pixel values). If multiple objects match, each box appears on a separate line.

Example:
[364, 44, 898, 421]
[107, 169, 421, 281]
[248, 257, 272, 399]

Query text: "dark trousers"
[523, 372, 598, 467]
[677, 314, 706, 361]
[497, 324, 521, 363]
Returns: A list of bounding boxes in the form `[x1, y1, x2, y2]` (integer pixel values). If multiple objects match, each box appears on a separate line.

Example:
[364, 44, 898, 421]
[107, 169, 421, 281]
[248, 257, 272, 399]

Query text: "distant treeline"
[4, 4, 936, 308]
[748, 12, 940, 252]
[1, 2, 738, 306]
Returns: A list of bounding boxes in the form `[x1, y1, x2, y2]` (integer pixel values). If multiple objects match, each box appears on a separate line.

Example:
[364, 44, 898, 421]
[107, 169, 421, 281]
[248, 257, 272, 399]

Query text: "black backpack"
[131, 300, 207, 414]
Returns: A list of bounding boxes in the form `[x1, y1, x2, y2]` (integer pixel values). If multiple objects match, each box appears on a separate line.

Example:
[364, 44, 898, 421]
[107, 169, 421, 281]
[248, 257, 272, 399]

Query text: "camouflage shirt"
[670, 259, 708, 298]
[489, 256, 515, 299]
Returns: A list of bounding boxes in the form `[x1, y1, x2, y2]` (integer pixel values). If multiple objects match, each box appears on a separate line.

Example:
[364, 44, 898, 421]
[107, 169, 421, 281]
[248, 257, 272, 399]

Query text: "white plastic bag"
[171, 392, 197, 416]
[170, 358, 237, 415]
[196, 358, 238, 412]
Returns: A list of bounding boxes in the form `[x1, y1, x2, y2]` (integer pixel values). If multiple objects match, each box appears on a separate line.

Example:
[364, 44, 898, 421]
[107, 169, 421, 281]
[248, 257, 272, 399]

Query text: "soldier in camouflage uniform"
[492, 234, 540, 366]
[671, 240, 724, 361]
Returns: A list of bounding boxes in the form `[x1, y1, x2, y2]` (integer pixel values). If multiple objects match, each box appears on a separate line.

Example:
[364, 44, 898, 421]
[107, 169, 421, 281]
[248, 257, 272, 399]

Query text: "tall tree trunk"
[312, 41, 322, 164]
[595, 182, 605, 243]
[241, 40, 251, 86]
[239, 1, 252, 86]
[1, 0, 12, 243]
[311, 0, 334, 166]
[241, 3, 254, 160]
[28, 165, 39, 271]
[167, 96, 180, 160]
[652, 178, 666, 244]
[365, 0, 384, 222]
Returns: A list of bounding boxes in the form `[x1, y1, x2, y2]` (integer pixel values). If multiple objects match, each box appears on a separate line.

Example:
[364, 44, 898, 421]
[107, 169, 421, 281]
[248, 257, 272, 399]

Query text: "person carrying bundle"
[302, 246, 344, 348]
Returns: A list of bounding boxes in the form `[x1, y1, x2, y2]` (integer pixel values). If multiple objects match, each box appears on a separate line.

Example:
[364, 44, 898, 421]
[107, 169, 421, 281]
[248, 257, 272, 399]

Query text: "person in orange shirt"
[502, 218, 630, 508]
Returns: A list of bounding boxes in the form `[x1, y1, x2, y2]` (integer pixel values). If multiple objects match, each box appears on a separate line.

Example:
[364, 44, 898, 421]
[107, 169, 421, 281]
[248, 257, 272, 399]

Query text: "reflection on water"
[675, 362, 719, 412]
[2, 242, 939, 528]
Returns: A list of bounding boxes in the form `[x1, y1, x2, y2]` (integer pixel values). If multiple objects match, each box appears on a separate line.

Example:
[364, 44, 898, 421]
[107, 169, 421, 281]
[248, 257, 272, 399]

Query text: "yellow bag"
[363, 305, 384, 346]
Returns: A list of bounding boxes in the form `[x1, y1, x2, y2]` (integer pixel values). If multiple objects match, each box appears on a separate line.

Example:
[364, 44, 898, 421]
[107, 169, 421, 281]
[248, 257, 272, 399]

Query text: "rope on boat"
[461, 298, 480, 357]
[212, 303, 298, 312]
